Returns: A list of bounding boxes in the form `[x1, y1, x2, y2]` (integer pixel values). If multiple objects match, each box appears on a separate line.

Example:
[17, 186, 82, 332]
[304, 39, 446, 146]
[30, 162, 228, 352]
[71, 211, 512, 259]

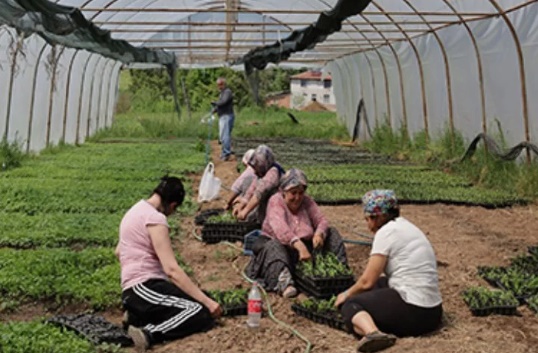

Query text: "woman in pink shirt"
[116, 176, 222, 352]
[246, 168, 347, 298]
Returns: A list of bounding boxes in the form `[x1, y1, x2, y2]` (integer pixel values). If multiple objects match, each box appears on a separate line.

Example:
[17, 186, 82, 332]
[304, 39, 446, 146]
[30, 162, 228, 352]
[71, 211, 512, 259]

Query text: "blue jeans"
[218, 114, 234, 158]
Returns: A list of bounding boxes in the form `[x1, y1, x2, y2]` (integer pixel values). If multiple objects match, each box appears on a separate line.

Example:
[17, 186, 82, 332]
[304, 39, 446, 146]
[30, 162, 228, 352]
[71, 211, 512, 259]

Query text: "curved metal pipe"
[26, 43, 49, 152]
[75, 54, 95, 144]
[372, 1, 428, 139]
[358, 13, 407, 128]
[402, 0, 454, 142]
[105, 62, 122, 128]
[441, 0, 487, 137]
[86, 56, 105, 139]
[94, 58, 112, 131]
[45, 47, 66, 146]
[4, 29, 21, 140]
[61, 50, 80, 142]
[487, 0, 530, 162]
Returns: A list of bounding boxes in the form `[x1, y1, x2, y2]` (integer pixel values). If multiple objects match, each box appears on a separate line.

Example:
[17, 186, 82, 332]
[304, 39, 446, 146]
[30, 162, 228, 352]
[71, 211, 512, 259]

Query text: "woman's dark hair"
[387, 208, 400, 221]
[153, 175, 185, 207]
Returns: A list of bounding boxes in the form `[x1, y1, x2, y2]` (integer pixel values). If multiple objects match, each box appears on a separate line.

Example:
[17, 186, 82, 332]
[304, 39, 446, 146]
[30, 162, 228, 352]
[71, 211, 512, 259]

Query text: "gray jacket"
[213, 87, 234, 117]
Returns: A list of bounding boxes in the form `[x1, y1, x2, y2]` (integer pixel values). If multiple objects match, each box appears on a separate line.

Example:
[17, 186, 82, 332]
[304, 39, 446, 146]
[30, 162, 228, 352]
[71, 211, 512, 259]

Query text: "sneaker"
[128, 326, 150, 353]
[357, 331, 396, 353]
[282, 285, 298, 299]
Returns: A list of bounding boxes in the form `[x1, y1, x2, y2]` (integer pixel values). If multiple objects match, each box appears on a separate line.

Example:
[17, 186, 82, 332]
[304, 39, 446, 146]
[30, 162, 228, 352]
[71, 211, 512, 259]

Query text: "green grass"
[90, 106, 349, 142]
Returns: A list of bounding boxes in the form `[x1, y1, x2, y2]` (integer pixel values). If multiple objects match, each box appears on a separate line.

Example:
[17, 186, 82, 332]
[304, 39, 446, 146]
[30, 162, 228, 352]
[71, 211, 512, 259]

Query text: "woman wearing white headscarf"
[232, 144, 284, 223]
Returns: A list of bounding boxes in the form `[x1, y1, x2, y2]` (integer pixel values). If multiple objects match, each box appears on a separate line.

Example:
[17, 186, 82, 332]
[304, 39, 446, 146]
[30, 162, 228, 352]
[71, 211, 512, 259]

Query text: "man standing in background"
[211, 77, 235, 161]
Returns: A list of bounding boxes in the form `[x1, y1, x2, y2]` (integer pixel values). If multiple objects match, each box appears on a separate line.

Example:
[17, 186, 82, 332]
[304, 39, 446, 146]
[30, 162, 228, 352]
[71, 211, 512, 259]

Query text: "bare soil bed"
[8, 141, 538, 353]
[155, 142, 538, 353]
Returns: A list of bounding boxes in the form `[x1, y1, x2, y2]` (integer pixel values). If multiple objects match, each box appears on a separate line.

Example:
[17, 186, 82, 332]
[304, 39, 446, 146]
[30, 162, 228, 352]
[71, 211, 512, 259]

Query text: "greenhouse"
[1, 1, 538, 353]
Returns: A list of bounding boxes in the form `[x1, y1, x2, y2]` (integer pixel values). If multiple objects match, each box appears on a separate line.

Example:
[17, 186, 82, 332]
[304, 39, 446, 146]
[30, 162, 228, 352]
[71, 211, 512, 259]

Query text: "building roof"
[291, 71, 332, 81]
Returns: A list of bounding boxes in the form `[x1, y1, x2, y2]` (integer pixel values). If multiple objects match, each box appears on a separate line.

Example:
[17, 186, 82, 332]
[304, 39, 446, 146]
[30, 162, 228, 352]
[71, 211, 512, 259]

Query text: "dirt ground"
[148, 141, 538, 353]
[10, 141, 538, 353]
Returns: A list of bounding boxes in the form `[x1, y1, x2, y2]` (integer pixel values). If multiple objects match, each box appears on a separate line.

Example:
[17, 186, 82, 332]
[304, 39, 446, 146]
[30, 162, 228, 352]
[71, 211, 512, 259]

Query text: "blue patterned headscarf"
[280, 168, 307, 191]
[248, 144, 275, 176]
[362, 189, 398, 216]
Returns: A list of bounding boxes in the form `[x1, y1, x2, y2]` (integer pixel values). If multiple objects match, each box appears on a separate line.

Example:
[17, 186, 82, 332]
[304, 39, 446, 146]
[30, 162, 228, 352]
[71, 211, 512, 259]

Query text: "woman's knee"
[341, 300, 365, 331]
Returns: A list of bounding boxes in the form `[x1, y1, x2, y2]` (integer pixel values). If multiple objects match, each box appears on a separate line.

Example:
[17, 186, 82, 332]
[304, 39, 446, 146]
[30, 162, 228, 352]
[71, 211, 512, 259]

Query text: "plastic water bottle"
[247, 282, 262, 328]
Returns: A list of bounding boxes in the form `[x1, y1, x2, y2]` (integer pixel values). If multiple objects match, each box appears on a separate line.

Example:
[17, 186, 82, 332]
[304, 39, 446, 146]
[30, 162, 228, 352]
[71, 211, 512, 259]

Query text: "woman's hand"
[294, 240, 311, 261]
[334, 290, 349, 308]
[313, 233, 324, 249]
[232, 200, 246, 217]
[206, 299, 223, 318]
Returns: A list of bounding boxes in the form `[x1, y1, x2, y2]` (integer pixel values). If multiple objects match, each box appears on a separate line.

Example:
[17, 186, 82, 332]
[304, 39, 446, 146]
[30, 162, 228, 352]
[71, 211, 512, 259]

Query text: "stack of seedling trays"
[291, 297, 346, 332]
[201, 212, 260, 244]
[206, 289, 248, 316]
[462, 287, 519, 316]
[46, 314, 133, 346]
[295, 253, 355, 299]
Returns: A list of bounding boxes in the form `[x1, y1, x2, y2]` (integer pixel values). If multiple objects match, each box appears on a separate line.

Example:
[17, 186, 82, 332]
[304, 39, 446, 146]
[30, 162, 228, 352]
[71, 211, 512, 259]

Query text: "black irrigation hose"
[458, 133, 538, 162]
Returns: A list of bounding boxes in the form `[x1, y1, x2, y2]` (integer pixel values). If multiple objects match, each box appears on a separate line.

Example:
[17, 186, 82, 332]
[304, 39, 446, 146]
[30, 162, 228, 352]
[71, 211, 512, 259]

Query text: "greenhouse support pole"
[333, 21, 387, 127]
[61, 50, 80, 143]
[86, 56, 104, 139]
[442, 0, 487, 138]
[75, 55, 94, 145]
[4, 31, 23, 141]
[359, 14, 405, 128]
[403, 0, 455, 146]
[373, 1, 428, 140]
[26, 43, 49, 152]
[488, 0, 530, 164]
[45, 46, 64, 147]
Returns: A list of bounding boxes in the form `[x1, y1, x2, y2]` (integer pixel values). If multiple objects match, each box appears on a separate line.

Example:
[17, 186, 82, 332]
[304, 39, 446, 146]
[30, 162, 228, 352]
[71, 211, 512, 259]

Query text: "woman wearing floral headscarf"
[335, 190, 442, 353]
[232, 145, 284, 223]
[246, 168, 347, 298]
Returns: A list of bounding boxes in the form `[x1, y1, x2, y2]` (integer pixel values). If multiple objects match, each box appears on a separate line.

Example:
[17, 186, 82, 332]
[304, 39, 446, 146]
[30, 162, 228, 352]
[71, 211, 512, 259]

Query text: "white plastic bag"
[198, 162, 221, 202]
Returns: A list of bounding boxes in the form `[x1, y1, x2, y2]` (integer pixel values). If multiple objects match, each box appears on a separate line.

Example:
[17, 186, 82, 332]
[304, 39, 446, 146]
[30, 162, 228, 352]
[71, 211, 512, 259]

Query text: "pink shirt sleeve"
[238, 166, 280, 203]
[231, 167, 255, 194]
[254, 167, 280, 199]
[262, 193, 329, 246]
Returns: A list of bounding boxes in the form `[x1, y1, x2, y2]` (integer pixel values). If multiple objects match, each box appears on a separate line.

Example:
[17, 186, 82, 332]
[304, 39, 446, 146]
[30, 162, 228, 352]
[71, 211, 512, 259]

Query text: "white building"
[290, 71, 336, 111]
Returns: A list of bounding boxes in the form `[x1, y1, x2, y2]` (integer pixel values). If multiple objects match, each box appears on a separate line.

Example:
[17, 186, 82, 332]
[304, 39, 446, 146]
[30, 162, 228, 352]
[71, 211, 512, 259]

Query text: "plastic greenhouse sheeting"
[1, 0, 538, 154]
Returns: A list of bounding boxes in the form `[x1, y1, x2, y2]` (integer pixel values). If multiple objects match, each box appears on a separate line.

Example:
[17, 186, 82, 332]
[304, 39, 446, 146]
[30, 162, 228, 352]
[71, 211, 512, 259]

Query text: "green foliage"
[0, 212, 122, 248]
[207, 289, 248, 309]
[297, 253, 352, 278]
[462, 287, 519, 309]
[206, 212, 236, 223]
[0, 248, 120, 309]
[296, 296, 339, 314]
[0, 136, 25, 171]
[362, 121, 538, 202]
[0, 321, 98, 353]
[123, 67, 302, 114]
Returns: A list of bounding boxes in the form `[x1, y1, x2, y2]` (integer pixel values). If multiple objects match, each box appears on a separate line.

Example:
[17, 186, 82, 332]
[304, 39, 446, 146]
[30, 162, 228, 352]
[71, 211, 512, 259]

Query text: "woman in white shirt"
[335, 190, 443, 353]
